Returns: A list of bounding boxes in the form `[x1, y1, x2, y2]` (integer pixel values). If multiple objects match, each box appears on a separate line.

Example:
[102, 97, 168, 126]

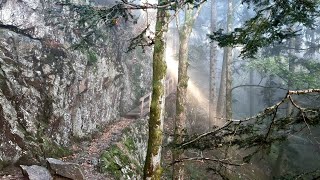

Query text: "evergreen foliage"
[209, 0, 320, 57]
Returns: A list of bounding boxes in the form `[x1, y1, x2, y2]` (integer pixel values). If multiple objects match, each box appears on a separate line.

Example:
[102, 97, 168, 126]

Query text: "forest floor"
[65, 117, 134, 180]
[0, 118, 135, 180]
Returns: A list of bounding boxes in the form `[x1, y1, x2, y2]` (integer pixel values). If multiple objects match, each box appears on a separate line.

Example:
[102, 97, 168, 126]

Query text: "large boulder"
[46, 158, 84, 180]
[20, 165, 53, 180]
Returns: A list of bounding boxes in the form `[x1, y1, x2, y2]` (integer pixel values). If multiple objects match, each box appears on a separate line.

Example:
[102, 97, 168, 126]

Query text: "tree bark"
[249, 70, 254, 116]
[143, 1, 169, 179]
[173, 5, 202, 180]
[209, 0, 218, 128]
[225, 0, 234, 120]
[216, 50, 227, 120]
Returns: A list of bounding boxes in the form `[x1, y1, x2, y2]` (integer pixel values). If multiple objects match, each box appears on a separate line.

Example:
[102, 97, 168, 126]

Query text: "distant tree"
[216, 0, 234, 122]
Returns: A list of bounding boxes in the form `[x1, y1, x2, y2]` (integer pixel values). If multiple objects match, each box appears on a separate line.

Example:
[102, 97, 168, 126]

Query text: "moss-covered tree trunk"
[209, 0, 218, 128]
[173, 4, 202, 180]
[143, 1, 169, 179]
[225, 0, 234, 120]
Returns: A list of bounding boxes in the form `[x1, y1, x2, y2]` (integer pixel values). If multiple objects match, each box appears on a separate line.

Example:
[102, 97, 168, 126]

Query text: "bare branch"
[288, 89, 320, 95]
[180, 89, 320, 148]
[231, 84, 288, 91]
[179, 121, 232, 148]
[171, 157, 245, 166]
[288, 95, 312, 133]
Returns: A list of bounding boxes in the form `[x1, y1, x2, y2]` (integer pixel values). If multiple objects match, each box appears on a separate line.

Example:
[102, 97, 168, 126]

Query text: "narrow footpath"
[0, 118, 135, 180]
[65, 117, 134, 180]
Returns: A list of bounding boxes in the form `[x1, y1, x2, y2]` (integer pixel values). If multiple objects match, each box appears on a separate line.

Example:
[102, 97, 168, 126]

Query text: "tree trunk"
[225, 0, 234, 120]
[249, 70, 254, 116]
[173, 5, 202, 180]
[216, 50, 227, 121]
[217, 0, 233, 122]
[209, 0, 217, 128]
[143, 1, 169, 179]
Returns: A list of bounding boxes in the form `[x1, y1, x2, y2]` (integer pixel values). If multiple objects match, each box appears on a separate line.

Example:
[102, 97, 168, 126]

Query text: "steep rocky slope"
[0, 0, 151, 169]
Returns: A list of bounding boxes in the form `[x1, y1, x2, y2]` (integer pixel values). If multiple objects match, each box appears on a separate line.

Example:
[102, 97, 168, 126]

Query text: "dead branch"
[231, 84, 288, 91]
[179, 121, 232, 148]
[180, 89, 320, 148]
[171, 157, 245, 166]
[288, 89, 320, 95]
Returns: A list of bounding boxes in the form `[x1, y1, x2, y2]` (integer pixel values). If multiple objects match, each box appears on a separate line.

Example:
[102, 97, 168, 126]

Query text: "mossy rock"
[123, 137, 136, 153]
[99, 119, 148, 179]
[100, 144, 138, 179]
[41, 137, 72, 158]
[0, 160, 10, 171]
[87, 50, 98, 66]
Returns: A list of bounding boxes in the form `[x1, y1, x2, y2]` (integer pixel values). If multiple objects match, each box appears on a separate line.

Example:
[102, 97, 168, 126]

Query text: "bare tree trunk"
[173, 5, 202, 180]
[216, 0, 233, 122]
[143, 1, 169, 179]
[249, 70, 254, 116]
[225, 0, 234, 120]
[209, 0, 218, 128]
[216, 50, 227, 121]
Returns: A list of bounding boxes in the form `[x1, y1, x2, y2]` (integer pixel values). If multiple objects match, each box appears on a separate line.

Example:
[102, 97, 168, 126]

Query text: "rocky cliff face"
[0, 0, 151, 169]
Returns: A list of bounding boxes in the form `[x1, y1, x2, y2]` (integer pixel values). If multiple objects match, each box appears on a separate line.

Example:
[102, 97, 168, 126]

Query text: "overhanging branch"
[180, 89, 320, 149]
[171, 157, 245, 166]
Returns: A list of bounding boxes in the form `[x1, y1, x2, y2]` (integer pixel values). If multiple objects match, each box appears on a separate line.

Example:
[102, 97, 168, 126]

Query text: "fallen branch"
[180, 89, 320, 148]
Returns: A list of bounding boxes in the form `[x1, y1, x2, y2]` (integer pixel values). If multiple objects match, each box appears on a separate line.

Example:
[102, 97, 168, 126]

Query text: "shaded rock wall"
[0, 0, 151, 168]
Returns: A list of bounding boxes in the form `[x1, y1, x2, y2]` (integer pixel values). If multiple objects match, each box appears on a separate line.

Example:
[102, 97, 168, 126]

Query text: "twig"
[179, 121, 232, 148]
[288, 95, 311, 134]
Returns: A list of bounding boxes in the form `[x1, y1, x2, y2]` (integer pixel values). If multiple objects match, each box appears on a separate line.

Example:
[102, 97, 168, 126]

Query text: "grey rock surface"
[0, 0, 151, 169]
[46, 158, 84, 180]
[20, 165, 53, 180]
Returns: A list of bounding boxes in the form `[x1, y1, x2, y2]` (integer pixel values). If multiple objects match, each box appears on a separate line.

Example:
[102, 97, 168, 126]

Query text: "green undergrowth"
[41, 137, 72, 158]
[99, 120, 148, 179]
[100, 144, 142, 179]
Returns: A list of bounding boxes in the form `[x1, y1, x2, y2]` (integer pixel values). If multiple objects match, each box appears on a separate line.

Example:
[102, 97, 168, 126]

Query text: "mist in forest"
[162, 0, 320, 179]
[60, 0, 320, 179]
[0, 0, 319, 179]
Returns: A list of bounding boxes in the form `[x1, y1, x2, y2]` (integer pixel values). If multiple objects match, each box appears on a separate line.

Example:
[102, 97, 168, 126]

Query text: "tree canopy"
[209, 0, 320, 57]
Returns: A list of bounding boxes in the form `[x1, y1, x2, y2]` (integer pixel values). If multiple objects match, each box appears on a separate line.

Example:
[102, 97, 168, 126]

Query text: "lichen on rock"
[0, 0, 151, 169]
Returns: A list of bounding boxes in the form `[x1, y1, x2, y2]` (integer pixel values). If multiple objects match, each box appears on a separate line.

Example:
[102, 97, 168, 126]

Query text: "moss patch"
[100, 144, 141, 179]
[41, 137, 72, 158]
[0, 160, 9, 171]
[124, 137, 137, 153]
[87, 50, 98, 66]
[99, 120, 148, 179]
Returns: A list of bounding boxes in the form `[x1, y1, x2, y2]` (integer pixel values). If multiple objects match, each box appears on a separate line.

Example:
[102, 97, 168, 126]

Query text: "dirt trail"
[64, 117, 134, 180]
[0, 118, 135, 180]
